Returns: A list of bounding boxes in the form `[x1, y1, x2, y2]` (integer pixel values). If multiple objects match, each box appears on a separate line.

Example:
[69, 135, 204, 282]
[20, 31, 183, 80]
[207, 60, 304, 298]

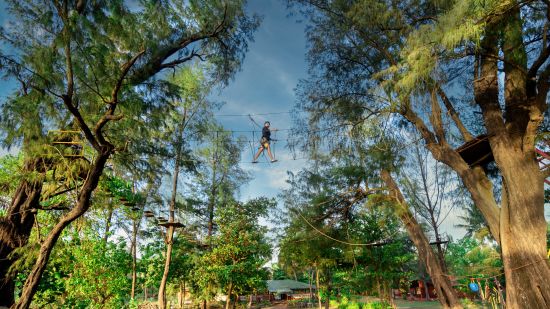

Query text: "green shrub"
[361, 301, 391, 309]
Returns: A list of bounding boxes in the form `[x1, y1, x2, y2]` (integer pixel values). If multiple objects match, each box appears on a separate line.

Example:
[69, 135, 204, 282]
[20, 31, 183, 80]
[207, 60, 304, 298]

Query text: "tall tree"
[157, 67, 213, 309]
[278, 158, 415, 307]
[189, 127, 250, 240]
[401, 141, 458, 271]
[0, 1, 259, 307]
[191, 198, 273, 309]
[290, 0, 550, 306]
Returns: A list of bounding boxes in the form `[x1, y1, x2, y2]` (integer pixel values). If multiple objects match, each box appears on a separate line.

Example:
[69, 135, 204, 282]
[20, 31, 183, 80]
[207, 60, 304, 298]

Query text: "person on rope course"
[253, 121, 278, 163]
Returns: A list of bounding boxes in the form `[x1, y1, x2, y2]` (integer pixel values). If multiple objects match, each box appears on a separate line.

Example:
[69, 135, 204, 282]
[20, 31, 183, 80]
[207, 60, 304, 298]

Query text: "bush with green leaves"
[31, 237, 132, 308]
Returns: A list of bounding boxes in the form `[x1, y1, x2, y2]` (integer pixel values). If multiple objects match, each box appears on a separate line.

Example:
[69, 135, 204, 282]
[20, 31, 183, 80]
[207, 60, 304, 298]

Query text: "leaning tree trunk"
[381, 170, 462, 309]
[0, 158, 45, 306]
[12, 151, 111, 309]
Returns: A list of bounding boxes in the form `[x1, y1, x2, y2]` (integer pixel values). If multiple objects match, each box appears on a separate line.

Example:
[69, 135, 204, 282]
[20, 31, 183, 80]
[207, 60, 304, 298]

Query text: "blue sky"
[211, 0, 308, 200]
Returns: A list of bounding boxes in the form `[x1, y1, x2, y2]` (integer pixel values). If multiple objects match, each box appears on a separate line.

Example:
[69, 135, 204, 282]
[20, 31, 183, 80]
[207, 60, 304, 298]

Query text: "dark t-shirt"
[262, 126, 271, 140]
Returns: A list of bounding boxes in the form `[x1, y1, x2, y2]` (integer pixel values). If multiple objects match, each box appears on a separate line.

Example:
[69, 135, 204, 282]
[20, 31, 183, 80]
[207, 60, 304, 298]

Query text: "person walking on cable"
[253, 121, 277, 163]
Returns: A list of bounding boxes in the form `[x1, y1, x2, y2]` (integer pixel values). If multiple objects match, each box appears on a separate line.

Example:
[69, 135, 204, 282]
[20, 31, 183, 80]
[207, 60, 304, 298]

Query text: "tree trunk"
[131, 218, 138, 300]
[323, 283, 330, 309]
[225, 281, 234, 309]
[381, 170, 462, 309]
[309, 269, 313, 301]
[423, 279, 429, 300]
[471, 10, 550, 307]
[316, 267, 322, 309]
[12, 151, 111, 309]
[158, 136, 183, 309]
[158, 226, 175, 309]
[178, 283, 183, 308]
[0, 159, 45, 307]
[376, 277, 382, 299]
[103, 205, 114, 244]
[207, 164, 217, 239]
[183, 281, 186, 308]
[497, 157, 550, 308]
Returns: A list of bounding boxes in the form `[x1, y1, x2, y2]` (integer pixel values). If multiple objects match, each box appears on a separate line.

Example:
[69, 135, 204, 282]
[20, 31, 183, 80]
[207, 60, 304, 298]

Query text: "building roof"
[267, 280, 315, 293]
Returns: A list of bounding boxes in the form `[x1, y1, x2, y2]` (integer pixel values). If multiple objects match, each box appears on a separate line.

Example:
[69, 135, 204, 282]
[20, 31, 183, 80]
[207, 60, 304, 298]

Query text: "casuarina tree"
[290, 0, 550, 307]
[0, 1, 259, 307]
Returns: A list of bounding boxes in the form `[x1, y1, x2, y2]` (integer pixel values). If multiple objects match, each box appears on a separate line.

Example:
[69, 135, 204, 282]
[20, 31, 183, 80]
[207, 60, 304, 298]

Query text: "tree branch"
[111, 50, 146, 104]
[158, 51, 205, 70]
[474, 25, 507, 139]
[128, 5, 229, 85]
[429, 89, 447, 145]
[92, 50, 145, 147]
[436, 86, 474, 142]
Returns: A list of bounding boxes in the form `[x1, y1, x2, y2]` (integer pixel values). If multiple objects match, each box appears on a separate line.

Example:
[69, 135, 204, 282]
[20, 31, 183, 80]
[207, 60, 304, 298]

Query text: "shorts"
[260, 137, 270, 148]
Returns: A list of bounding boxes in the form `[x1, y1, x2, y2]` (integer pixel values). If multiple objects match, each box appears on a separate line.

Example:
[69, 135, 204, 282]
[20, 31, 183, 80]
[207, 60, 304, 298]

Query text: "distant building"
[267, 279, 316, 300]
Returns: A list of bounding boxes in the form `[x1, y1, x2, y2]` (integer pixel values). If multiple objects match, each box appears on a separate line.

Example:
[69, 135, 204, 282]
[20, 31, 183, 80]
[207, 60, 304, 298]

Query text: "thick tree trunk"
[0, 159, 45, 306]
[12, 151, 111, 309]
[381, 170, 462, 309]
[471, 12, 550, 306]
[497, 155, 550, 308]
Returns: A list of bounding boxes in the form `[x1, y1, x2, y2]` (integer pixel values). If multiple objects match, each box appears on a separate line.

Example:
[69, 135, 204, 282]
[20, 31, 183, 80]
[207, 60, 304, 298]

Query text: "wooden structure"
[48, 130, 84, 158]
[455, 135, 493, 167]
[158, 222, 185, 228]
[143, 210, 155, 217]
[456, 135, 550, 184]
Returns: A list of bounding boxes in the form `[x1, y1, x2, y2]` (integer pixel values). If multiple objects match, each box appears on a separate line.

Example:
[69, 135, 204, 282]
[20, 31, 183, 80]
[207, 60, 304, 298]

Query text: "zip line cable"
[289, 187, 400, 247]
